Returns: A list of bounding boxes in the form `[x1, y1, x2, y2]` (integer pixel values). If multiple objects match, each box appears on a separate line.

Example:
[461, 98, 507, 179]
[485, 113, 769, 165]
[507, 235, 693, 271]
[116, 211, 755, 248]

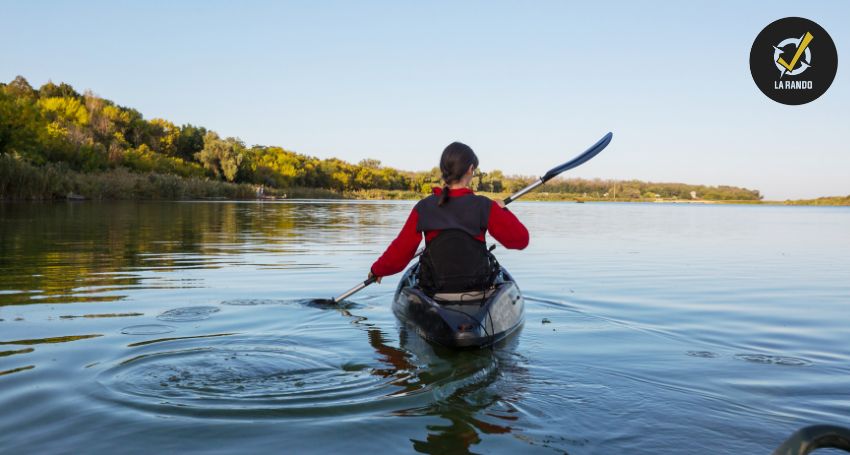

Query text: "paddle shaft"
[334, 276, 377, 303]
[330, 132, 613, 302]
[502, 179, 544, 205]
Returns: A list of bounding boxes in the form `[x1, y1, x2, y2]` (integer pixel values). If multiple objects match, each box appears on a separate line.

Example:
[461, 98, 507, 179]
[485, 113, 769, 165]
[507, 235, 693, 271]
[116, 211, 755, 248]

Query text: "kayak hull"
[392, 264, 525, 348]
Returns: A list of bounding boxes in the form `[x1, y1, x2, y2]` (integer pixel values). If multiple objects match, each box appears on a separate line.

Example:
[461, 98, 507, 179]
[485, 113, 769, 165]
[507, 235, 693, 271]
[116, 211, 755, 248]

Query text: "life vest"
[414, 193, 500, 295]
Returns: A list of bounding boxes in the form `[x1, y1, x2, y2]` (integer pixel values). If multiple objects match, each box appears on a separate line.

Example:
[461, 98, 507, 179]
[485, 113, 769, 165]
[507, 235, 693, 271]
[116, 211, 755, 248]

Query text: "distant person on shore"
[368, 142, 529, 294]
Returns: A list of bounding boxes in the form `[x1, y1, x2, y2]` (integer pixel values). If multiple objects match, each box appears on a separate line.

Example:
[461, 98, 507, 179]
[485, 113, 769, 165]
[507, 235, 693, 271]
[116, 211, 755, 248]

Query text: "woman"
[369, 142, 529, 294]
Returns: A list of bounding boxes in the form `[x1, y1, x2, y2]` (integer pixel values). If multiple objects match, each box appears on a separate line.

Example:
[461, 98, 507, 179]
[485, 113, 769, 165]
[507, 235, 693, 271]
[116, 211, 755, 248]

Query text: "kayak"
[392, 263, 525, 348]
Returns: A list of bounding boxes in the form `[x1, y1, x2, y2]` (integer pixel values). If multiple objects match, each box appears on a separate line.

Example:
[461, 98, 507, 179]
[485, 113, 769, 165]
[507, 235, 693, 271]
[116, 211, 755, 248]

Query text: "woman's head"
[438, 142, 478, 205]
[440, 142, 478, 186]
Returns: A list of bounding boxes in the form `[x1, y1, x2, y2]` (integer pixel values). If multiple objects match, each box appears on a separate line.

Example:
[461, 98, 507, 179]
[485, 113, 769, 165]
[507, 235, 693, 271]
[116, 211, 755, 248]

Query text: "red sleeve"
[487, 201, 529, 250]
[370, 208, 422, 277]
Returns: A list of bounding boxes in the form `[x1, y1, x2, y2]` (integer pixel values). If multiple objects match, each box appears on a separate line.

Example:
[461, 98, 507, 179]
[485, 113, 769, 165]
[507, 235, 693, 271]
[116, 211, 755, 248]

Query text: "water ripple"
[156, 306, 220, 322]
[120, 325, 177, 335]
[733, 354, 813, 366]
[686, 351, 720, 358]
[92, 334, 497, 419]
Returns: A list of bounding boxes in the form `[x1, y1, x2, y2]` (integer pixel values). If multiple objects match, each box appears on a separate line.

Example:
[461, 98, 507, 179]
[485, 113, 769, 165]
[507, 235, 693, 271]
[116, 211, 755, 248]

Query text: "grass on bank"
[0, 153, 344, 200]
[3, 155, 848, 205]
[782, 195, 850, 206]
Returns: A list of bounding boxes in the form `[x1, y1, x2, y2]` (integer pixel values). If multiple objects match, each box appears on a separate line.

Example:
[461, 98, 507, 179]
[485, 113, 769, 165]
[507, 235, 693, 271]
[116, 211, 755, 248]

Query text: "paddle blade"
[541, 132, 612, 182]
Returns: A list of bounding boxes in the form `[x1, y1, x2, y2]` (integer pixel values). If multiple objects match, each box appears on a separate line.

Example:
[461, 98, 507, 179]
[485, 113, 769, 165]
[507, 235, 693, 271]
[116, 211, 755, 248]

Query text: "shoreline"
[4, 192, 847, 207]
[2, 158, 846, 206]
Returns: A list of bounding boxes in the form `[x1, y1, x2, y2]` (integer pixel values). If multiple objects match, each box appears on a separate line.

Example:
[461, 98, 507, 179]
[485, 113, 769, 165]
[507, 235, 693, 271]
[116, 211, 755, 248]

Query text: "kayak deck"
[392, 264, 525, 348]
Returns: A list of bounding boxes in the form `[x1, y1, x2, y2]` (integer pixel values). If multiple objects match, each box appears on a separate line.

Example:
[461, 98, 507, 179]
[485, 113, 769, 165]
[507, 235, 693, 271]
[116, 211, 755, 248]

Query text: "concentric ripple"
[156, 306, 220, 322]
[733, 354, 812, 366]
[219, 299, 287, 306]
[92, 334, 497, 419]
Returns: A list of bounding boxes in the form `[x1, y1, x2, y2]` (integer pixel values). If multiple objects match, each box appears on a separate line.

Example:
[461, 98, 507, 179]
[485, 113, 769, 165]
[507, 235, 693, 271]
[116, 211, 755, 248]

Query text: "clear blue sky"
[2, 1, 847, 199]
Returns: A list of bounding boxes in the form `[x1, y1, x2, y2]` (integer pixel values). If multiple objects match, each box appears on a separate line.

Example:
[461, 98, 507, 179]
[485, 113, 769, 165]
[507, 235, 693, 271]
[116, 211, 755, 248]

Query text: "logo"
[774, 32, 812, 77]
[750, 17, 838, 105]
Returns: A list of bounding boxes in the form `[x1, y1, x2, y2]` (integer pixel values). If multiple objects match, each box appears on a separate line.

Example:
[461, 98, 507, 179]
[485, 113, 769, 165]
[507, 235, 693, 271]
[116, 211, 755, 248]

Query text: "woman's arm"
[370, 208, 422, 277]
[487, 201, 529, 249]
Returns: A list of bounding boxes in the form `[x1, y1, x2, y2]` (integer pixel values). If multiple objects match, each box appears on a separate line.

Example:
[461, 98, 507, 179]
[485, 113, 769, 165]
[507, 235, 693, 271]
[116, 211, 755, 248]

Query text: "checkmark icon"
[778, 32, 813, 71]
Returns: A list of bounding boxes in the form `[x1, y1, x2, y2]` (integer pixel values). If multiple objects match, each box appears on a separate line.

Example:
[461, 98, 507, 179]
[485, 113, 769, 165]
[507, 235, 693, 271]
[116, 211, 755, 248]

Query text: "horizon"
[2, 1, 848, 199]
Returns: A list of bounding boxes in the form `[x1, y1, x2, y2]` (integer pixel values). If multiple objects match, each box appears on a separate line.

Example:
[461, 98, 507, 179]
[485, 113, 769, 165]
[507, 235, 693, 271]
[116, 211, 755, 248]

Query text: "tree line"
[1, 76, 761, 201]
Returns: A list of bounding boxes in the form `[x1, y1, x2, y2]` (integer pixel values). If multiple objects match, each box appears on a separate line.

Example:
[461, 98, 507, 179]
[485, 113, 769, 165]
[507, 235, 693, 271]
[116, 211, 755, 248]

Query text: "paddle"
[503, 131, 613, 204]
[325, 132, 613, 304]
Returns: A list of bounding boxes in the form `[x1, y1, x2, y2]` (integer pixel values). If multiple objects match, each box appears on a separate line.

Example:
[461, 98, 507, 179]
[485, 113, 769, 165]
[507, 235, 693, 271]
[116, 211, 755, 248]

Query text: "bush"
[0, 154, 256, 200]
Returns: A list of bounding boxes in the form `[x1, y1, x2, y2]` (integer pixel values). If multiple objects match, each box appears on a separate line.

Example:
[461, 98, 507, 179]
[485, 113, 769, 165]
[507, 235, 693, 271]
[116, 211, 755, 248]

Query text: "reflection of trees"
[0, 201, 395, 307]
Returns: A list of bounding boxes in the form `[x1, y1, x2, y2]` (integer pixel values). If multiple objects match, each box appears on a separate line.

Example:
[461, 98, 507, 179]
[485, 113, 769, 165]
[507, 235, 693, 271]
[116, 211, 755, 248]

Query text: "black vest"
[414, 193, 491, 236]
[414, 193, 498, 294]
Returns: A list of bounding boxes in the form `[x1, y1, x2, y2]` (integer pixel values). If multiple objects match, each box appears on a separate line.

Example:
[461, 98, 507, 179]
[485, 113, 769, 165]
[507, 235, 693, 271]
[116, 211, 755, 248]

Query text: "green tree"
[195, 132, 245, 182]
[37, 96, 89, 126]
[38, 81, 81, 99]
[358, 158, 381, 169]
[0, 89, 41, 159]
[149, 118, 180, 156]
[175, 124, 206, 161]
[6, 76, 36, 99]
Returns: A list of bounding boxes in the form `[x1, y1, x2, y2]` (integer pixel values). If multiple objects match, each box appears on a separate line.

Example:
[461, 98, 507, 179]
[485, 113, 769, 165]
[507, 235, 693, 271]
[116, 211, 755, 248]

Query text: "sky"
[1, 1, 847, 199]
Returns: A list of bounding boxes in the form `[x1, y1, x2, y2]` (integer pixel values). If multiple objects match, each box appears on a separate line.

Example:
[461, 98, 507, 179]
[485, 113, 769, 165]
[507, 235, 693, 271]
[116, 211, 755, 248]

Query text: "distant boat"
[66, 192, 86, 201]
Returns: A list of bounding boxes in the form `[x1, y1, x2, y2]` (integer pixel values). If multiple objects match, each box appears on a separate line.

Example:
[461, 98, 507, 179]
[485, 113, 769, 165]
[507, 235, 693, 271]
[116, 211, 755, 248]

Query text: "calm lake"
[1, 200, 849, 454]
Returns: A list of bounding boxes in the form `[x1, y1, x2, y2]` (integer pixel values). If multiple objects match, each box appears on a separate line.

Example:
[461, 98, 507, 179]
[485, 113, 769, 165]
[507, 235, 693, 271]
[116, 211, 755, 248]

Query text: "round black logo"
[750, 17, 838, 105]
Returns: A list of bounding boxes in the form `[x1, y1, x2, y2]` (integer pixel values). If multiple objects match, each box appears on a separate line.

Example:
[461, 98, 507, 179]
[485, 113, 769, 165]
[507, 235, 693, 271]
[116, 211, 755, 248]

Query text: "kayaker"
[368, 142, 529, 294]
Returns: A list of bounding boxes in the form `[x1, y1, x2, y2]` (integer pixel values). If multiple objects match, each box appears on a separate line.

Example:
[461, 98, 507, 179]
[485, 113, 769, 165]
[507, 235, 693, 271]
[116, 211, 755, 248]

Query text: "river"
[1, 200, 849, 453]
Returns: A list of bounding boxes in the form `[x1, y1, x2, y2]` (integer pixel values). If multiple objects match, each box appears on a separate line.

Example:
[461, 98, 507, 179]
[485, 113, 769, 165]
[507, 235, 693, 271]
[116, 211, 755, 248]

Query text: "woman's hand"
[368, 271, 382, 284]
[495, 199, 506, 209]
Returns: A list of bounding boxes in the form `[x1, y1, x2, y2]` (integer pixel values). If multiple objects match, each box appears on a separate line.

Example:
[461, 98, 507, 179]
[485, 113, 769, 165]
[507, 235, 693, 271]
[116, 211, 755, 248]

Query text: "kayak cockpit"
[392, 264, 525, 348]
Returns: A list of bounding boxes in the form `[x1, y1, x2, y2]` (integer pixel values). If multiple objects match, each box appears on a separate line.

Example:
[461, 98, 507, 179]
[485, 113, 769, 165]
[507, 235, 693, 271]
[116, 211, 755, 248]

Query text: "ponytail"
[438, 184, 451, 206]
[437, 142, 479, 207]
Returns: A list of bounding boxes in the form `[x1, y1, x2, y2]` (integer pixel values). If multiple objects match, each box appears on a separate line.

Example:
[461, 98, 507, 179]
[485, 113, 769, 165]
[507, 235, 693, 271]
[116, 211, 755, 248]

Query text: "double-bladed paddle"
[324, 132, 613, 304]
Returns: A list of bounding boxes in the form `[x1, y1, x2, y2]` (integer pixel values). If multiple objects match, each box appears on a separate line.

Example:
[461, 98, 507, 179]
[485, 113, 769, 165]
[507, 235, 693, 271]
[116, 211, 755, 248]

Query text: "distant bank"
[1, 156, 845, 206]
[1, 75, 845, 206]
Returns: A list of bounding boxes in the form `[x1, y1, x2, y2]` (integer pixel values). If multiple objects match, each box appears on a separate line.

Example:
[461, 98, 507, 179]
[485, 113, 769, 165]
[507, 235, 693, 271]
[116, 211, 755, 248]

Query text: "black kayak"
[392, 263, 525, 348]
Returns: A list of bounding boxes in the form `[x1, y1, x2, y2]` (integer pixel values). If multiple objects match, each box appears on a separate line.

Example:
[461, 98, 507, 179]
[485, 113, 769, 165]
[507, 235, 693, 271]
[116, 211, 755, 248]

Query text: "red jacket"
[370, 187, 529, 277]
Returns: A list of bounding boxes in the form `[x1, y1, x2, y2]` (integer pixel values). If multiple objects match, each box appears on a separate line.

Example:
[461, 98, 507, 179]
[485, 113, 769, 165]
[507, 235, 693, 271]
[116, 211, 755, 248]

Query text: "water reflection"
[0, 348, 34, 357]
[338, 301, 527, 454]
[4, 201, 849, 453]
[89, 296, 526, 455]
[0, 201, 402, 306]
[126, 333, 235, 347]
[0, 365, 34, 376]
[399, 330, 525, 455]
[0, 334, 102, 345]
[60, 312, 144, 319]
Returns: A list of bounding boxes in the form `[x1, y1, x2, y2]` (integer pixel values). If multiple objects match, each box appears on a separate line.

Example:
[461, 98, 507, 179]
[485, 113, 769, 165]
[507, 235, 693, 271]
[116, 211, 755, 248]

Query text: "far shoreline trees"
[2, 75, 763, 202]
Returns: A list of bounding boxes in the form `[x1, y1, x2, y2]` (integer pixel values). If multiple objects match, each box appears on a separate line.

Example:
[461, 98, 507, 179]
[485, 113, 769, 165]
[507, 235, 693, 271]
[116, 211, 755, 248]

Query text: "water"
[1, 200, 849, 454]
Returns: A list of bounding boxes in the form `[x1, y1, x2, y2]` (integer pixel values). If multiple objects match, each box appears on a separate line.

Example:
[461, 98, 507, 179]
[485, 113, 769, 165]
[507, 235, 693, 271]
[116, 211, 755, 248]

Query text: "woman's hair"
[438, 142, 478, 206]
